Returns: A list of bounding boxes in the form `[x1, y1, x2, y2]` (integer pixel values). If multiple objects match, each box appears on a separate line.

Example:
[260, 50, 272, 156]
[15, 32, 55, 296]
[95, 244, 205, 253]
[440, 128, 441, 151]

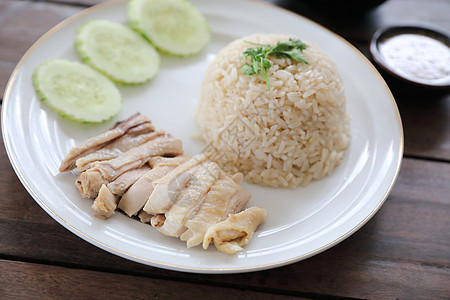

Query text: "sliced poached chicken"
[91, 184, 118, 219]
[107, 165, 151, 196]
[154, 161, 221, 237]
[76, 129, 165, 172]
[143, 154, 209, 214]
[118, 156, 189, 217]
[77, 136, 183, 198]
[59, 114, 264, 254]
[144, 154, 251, 247]
[60, 113, 152, 172]
[203, 207, 267, 255]
[180, 172, 250, 248]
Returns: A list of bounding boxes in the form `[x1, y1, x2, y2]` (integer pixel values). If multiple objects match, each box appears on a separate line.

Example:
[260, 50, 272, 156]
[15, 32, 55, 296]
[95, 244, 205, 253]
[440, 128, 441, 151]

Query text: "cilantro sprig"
[241, 39, 309, 90]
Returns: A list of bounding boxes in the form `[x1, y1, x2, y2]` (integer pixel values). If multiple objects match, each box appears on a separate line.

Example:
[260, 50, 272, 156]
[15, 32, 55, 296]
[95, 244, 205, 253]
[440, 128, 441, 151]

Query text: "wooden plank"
[1, 0, 450, 160]
[0, 1, 83, 62]
[270, 0, 450, 162]
[2, 0, 450, 97]
[0, 60, 16, 97]
[0, 0, 84, 97]
[395, 90, 450, 161]
[351, 41, 450, 161]
[0, 0, 449, 299]
[269, 0, 450, 41]
[0, 259, 300, 299]
[0, 128, 448, 299]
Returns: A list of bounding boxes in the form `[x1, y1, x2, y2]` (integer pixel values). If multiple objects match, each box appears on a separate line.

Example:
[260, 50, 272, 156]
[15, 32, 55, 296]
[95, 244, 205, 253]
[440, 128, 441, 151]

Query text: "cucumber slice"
[128, 0, 210, 56]
[76, 20, 160, 84]
[33, 59, 122, 123]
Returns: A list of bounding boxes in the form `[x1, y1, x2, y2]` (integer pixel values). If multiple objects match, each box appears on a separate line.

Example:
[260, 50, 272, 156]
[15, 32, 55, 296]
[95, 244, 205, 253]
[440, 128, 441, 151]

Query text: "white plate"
[1, 0, 403, 273]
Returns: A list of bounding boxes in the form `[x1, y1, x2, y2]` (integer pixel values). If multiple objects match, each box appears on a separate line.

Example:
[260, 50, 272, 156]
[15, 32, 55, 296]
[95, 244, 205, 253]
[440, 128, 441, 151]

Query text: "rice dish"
[195, 33, 350, 188]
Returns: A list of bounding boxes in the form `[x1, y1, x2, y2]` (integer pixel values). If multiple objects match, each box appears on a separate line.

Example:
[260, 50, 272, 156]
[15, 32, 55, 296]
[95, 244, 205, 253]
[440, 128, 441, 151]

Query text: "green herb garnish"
[241, 38, 309, 90]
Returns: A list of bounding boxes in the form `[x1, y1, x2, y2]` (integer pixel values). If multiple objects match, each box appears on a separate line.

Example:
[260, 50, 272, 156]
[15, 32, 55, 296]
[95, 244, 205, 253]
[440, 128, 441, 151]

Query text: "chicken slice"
[107, 165, 151, 196]
[143, 170, 196, 215]
[138, 211, 153, 224]
[148, 155, 190, 168]
[180, 173, 250, 248]
[76, 128, 164, 172]
[118, 156, 189, 217]
[77, 136, 183, 198]
[76, 165, 151, 198]
[60, 113, 152, 172]
[91, 184, 118, 219]
[203, 207, 267, 255]
[150, 214, 166, 227]
[155, 162, 221, 237]
[143, 153, 209, 214]
[223, 187, 251, 217]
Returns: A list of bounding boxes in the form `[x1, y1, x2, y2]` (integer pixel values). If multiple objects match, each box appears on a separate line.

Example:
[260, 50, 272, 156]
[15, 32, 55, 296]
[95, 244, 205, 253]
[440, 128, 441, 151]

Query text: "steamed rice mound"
[195, 33, 350, 188]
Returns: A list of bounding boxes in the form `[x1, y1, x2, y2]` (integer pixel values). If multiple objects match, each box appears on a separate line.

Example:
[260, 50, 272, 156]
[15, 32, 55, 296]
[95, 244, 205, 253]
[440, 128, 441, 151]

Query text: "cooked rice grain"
[195, 34, 350, 188]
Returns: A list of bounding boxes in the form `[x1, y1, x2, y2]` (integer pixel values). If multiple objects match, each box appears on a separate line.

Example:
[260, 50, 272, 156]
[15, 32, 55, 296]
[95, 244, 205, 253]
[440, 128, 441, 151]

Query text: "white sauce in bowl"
[379, 33, 450, 85]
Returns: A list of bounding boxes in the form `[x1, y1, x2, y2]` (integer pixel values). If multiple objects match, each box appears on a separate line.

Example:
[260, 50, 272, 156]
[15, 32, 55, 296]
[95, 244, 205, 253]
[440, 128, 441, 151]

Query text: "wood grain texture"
[269, 0, 450, 41]
[1, 129, 448, 299]
[395, 90, 450, 161]
[0, 259, 302, 299]
[1, 0, 449, 160]
[349, 42, 450, 161]
[1, 0, 449, 299]
[0, 0, 83, 97]
[269, 0, 450, 161]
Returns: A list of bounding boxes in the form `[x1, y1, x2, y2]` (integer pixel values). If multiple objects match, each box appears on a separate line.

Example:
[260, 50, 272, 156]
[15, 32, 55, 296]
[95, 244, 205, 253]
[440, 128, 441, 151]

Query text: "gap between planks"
[0, 255, 355, 300]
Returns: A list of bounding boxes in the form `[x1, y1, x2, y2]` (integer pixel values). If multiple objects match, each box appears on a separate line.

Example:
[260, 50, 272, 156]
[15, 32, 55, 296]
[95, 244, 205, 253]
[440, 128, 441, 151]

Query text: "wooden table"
[1, 0, 449, 298]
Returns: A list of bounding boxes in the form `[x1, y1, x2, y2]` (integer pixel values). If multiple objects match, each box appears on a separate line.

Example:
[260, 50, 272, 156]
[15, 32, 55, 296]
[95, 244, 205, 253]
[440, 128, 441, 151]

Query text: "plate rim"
[1, 0, 404, 273]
